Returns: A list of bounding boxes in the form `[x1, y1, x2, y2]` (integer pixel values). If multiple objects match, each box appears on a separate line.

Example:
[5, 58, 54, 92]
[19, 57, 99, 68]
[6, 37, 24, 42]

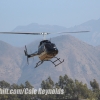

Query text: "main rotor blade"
[0, 32, 50, 35]
[0, 31, 89, 35]
[58, 31, 90, 34]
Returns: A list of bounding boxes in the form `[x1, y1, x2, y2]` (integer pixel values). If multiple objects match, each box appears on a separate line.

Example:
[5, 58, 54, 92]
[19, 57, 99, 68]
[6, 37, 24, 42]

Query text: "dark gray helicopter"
[0, 31, 89, 68]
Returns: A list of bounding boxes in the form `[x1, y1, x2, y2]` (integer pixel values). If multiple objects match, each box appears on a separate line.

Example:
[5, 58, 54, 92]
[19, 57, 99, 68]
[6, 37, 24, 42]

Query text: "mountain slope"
[0, 40, 24, 83]
[18, 35, 100, 87]
[67, 18, 100, 46]
[0, 35, 100, 87]
[11, 18, 100, 46]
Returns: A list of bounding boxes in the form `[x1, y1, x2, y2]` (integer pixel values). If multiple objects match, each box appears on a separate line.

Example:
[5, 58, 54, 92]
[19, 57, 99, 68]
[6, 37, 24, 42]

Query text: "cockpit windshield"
[45, 43, 56, 49]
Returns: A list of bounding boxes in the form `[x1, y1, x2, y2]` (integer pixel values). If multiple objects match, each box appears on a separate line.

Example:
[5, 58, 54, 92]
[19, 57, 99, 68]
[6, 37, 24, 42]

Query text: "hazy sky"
[0, 0, 100, 31]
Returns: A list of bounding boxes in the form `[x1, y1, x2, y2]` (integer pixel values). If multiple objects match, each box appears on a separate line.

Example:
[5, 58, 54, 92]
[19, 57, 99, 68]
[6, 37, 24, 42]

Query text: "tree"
[25, 81, 33, 89]
[0, 80, 10, 88]
[90, 79, 99, 91]
[90, 79, 100, 100]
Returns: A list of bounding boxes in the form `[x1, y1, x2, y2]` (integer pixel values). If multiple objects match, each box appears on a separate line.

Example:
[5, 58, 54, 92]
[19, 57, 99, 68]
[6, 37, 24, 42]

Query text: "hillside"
[0, 35, 100, 87]
[0, 40, 24, 83]
[1, 18, 100, 47]
[17, 35, 100, 87]
[68, 18, 100, 46]
[11, 18, 100, 46]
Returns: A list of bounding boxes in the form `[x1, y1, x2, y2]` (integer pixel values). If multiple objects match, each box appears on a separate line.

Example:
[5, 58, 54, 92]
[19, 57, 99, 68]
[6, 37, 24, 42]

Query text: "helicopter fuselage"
[24, 39, 64, 68]
[38, 40, 58, 60]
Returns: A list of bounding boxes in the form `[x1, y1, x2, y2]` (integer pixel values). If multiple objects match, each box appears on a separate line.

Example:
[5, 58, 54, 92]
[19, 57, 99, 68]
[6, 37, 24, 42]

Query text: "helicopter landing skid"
[47, 57, 64, 67]
[35, 61, 44, 68]
[34, 57, 64, 68]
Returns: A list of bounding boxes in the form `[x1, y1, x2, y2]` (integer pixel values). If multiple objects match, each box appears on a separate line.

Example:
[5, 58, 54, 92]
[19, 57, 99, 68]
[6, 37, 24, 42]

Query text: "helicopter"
[0, 31, 89, 68]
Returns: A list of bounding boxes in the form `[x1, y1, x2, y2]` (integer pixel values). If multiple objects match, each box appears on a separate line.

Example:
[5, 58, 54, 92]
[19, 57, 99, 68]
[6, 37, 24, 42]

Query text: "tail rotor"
[24, 45, 29, 64]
